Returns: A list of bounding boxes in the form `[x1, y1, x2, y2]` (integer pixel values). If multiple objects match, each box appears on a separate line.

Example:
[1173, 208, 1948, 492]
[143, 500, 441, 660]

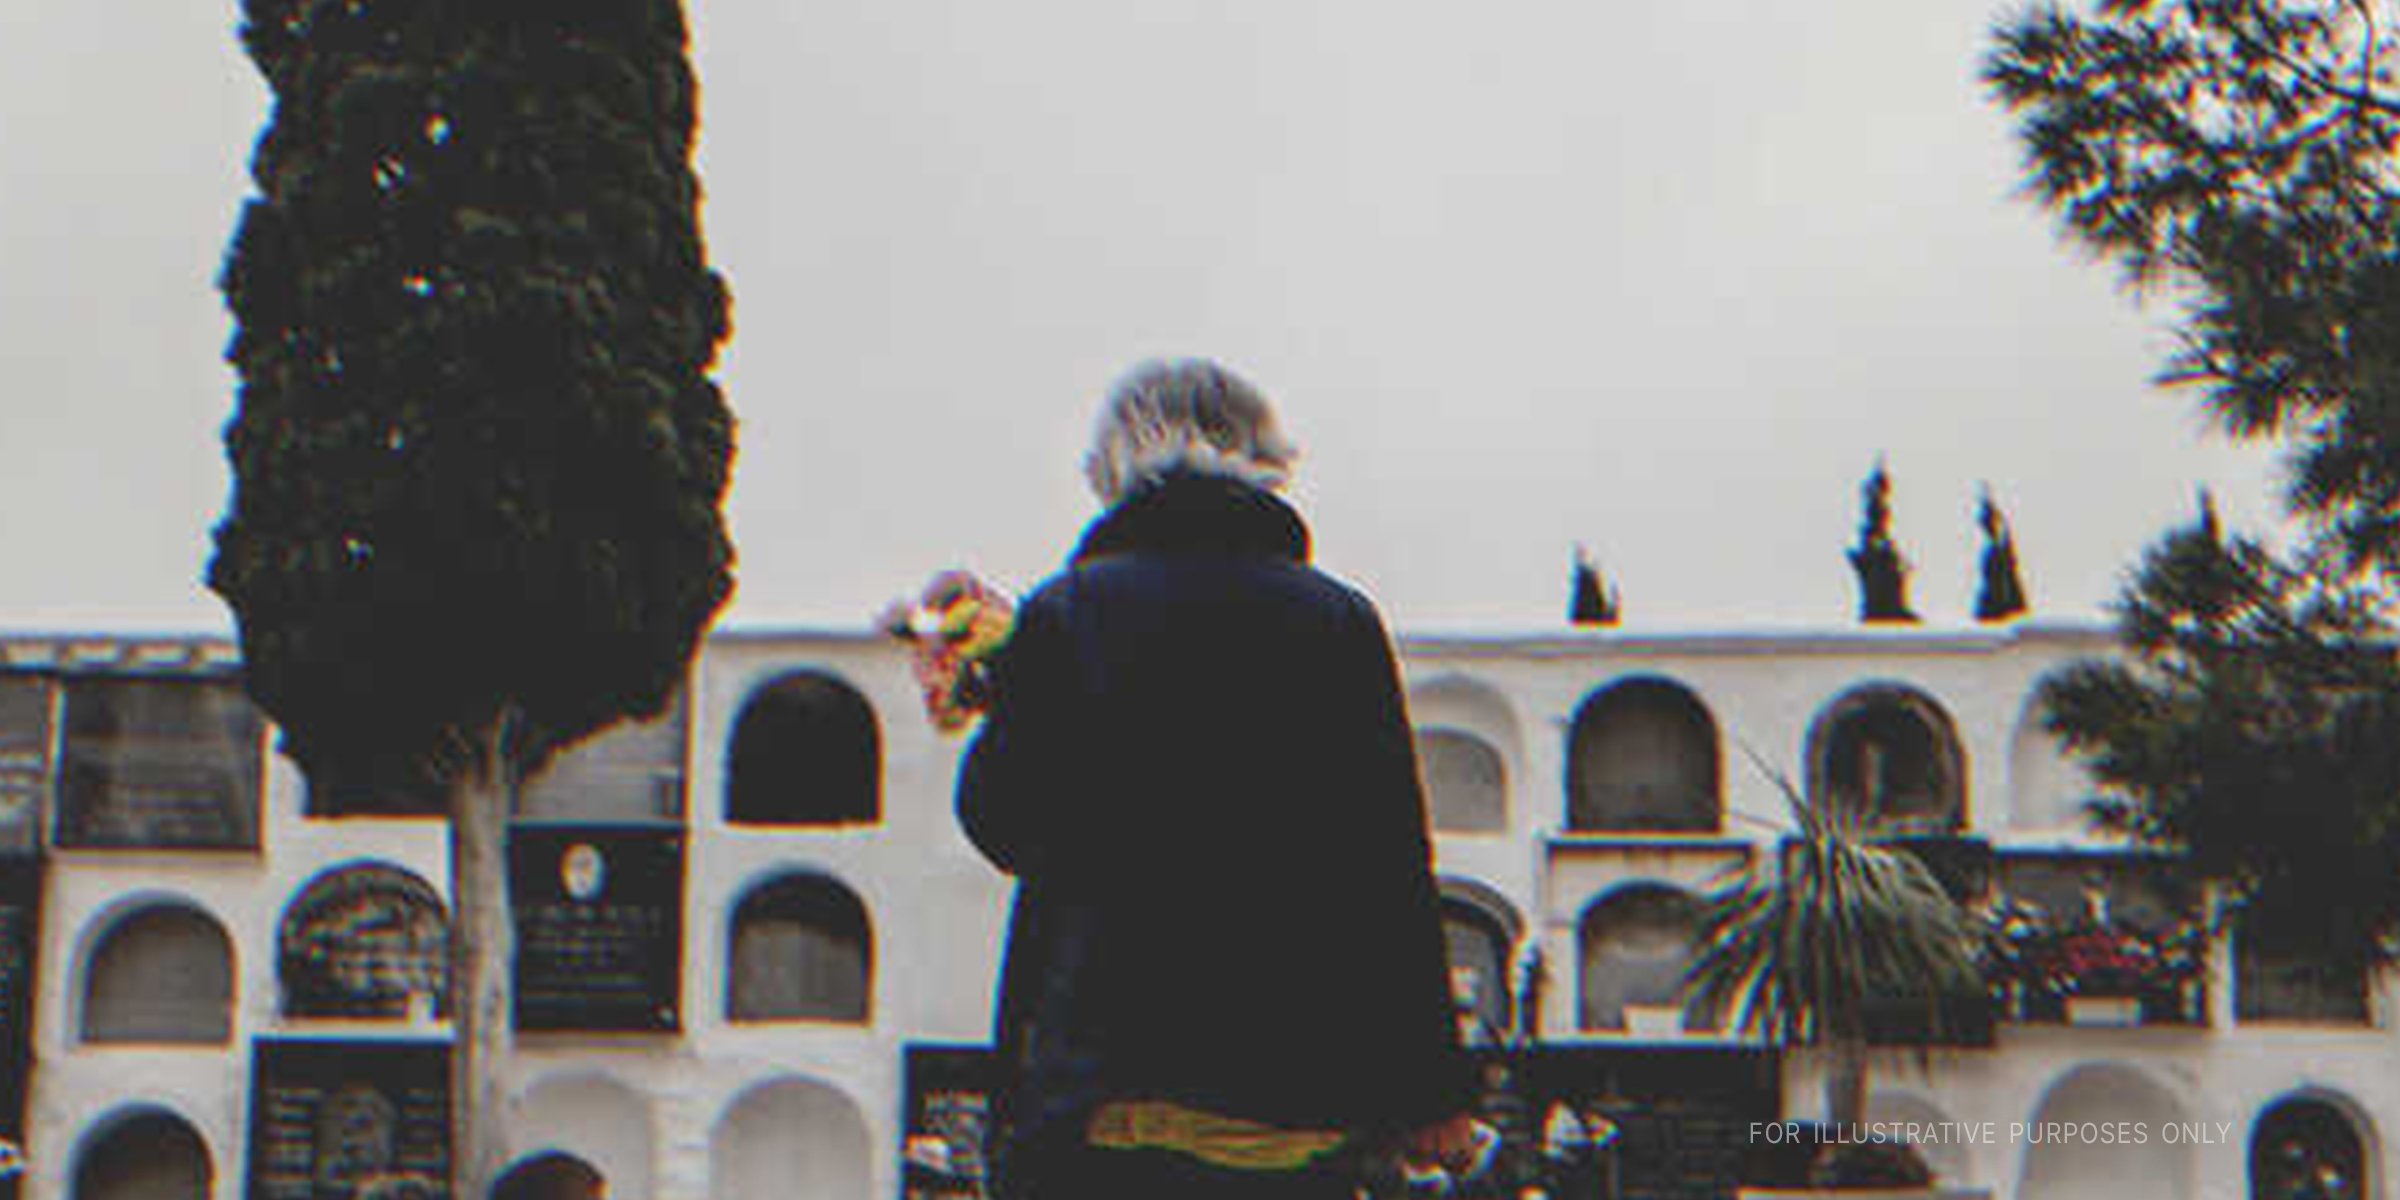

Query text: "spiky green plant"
[1683, 769, 1983, 1140]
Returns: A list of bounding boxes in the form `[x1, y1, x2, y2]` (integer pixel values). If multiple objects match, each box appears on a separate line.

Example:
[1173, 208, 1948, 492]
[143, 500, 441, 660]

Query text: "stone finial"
[1848, 461, 1918, 623]
[1570, 545, 1620, 626]
[1975, 485, 2030, 623]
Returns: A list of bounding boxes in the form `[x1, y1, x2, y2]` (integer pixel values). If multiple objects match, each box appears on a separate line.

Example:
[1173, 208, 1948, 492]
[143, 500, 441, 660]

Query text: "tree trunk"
[1824, 1042, 1868, 1132]
[450, 714, 518, 1200]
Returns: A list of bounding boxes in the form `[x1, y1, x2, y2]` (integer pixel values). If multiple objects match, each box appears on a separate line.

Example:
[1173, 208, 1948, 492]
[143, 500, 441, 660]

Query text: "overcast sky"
[0, 1, 2287, 636]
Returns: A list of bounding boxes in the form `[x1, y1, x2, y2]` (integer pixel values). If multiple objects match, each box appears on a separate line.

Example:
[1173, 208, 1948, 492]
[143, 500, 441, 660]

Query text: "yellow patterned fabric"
[1085, 1099, 1346, 1170]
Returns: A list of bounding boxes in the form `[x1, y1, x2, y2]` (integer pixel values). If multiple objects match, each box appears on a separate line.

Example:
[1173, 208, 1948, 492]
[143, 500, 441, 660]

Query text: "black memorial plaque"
[247, 1038, 451, 1200]
[56, 676, 262, 850]
[510, 825, 682, 1032]
[0, 866, 37, 1200]
[902, 1045, 1002, 1200]
[0, 677, 53, 858]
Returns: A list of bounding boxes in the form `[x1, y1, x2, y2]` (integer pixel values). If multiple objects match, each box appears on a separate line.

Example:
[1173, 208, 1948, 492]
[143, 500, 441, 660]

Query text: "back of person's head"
[1083, 359, 1299, 505]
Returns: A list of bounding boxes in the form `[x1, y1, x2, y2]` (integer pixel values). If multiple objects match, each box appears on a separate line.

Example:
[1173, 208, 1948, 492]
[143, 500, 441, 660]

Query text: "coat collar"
[1071, 473, 1311, 565]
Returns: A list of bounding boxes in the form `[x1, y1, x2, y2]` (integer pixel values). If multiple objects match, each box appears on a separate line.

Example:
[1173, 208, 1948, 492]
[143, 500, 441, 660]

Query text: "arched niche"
[726, 872, 873, 1023]
[710, 1076, 874, 1200]
[2017, 1063, 2193, 1200]
[72, 1107, 212, 1200]
[1567, 677, 1721, 834]
[1806, 683, 1965, 834]
[2009, 694, 2096, 832]
[492, 1151, 605, 1200]
[2251, 1093, 2373, 1200]
[1576, 883, 1715, 1033]
[1409, 675, 1522, 761]
[1438, 879, 1522, 1044]
[725, 671, 880, 826]
[279, 862, 448, 1019]
[508, 1074, 653, 1200]
[1418, 727, 1507, 834]
[80, 900, 234, 1044]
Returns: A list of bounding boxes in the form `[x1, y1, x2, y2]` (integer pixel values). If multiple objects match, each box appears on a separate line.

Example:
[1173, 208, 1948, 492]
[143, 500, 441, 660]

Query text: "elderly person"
[957, 360, 1479, 1199]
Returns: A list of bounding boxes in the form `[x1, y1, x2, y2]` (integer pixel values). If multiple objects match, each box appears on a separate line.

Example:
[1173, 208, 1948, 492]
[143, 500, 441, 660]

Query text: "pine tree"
[1989, 0, 2400, 965]
[2035, 500, 2400, 963]
[1988, 0, 2400, 571]
[215, 1, 733, 1190]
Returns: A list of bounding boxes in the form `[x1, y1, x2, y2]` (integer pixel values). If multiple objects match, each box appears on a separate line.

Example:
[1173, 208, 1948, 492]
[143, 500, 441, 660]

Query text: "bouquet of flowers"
[1984, 895, 2206, 1001]
[2044, 927, 2163, 995]
[881, 570, 1015, 733]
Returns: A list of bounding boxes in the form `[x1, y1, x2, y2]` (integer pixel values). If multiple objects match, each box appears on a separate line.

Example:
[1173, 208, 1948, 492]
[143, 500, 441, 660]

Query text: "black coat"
[958, 473, 1476, 1188]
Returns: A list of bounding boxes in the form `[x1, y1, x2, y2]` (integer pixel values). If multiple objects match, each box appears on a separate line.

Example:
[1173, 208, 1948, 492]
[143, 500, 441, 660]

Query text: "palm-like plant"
[1683, 769, 1984, 1143]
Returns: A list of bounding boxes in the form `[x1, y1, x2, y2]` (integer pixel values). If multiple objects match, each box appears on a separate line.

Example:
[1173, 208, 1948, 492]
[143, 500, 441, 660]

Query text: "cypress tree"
[215, 1, 733, 1190]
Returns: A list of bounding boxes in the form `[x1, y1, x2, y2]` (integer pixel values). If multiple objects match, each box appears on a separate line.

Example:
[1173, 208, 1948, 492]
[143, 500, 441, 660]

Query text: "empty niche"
[1577, 883, 1715, 1033]
[2016, 1064, 2192, 1200]
[726, 873, 873, 1022]
[72, 1108, 211, 1200]
[1419, 728, 1507, 833]
[80, 901, 234, 1044]
[505, 1073, 653, 1200]
[1409, 675, 1519, 834]
[1806, 684, 1965, 834]
[1566, 678, 1721, 834]
[711, 1077, 873, 1200]
[725, 672, 879, 827]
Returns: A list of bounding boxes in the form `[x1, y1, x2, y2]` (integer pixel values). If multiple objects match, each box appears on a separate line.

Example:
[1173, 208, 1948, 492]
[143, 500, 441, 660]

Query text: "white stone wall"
[17, 622, 2399, 1200]
[28, 710, 450, 1200]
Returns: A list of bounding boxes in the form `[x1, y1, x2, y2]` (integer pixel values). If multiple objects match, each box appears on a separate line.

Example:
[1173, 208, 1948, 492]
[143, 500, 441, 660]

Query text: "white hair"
[1082, 359, 1299, 505]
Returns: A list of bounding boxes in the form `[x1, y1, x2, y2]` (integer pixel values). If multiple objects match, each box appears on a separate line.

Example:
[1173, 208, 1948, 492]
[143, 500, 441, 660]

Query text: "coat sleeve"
[1338, 590, 1482, 1129]
[956, 583, 1079, 878]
